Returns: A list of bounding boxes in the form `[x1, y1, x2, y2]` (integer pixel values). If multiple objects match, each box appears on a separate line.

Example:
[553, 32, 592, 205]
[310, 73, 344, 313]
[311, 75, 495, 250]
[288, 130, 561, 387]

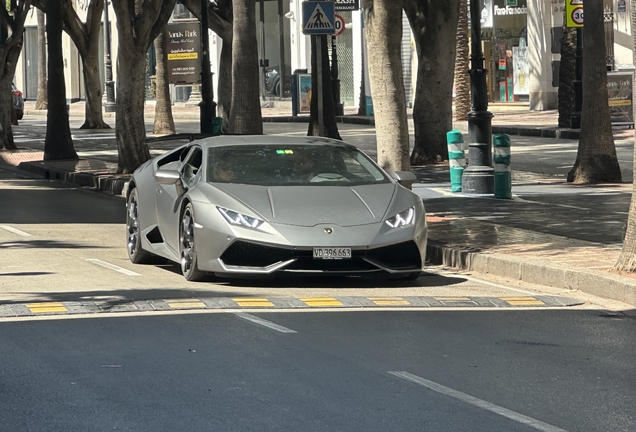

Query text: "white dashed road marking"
[0, 225, 32, 237]
[85, 259, 141, 276]
[389, 371, 568, 432]
[233, 312, 298, 334]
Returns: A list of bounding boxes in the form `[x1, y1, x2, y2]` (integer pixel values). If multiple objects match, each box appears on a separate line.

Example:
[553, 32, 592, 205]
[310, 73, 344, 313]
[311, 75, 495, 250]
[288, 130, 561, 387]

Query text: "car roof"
[196, 135, 357, 150]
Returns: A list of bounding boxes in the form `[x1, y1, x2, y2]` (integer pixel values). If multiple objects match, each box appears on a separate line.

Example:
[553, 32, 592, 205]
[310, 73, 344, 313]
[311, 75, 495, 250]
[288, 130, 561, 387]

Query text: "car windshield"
[207, 144, 390, 186]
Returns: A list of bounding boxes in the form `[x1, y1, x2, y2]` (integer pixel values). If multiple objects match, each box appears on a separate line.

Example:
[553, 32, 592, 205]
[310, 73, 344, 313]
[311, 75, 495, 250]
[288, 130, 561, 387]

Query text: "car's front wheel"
[126, 188, 155, 264]
[180, 203, 206, 281]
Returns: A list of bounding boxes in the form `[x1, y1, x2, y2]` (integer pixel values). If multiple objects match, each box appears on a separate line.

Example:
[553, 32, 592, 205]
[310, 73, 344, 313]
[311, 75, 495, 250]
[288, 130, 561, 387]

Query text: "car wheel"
[16, 112, 23, 120]
[126, 188, 155, 264]
[180, 203, 206, 282]
[275, 80, 281, 96]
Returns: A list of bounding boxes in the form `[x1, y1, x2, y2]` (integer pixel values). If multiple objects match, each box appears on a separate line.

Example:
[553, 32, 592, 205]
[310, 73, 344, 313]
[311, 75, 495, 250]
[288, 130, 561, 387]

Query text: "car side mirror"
[390, 171, 417, 190]
[154, 169, 181, 185]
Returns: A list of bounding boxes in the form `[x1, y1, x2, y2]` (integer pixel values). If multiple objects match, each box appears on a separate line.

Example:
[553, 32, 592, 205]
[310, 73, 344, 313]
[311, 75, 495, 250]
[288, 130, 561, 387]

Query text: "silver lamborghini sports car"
[125, 136, 427, 281]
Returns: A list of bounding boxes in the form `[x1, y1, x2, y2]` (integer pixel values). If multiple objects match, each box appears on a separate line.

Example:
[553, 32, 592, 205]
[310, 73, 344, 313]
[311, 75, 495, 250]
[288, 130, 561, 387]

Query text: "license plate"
[313, 247, 352, 260]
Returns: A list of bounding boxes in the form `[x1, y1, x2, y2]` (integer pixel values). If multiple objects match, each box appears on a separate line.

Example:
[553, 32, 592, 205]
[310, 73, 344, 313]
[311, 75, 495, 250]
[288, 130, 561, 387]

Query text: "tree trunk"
[111, 0, 177, 173]
[81, 50, 110, 129]
[0, 3, 28, 150]
[453, 0, 470, 121]
[307, 35, 342, 140]
[567, 0, 621, 184]
[116, 48, 150, 173]
[153, 28, 175, 135]
[44, 0, 77, 160]
[35, 8, 48, 110]
[218, 40, 232, 132]
[228, 0, 262, 134]
[362, 0, 410, 172]
[406, 0, 460, 165]
[558, 10, 576, 128]
[614, 0, 636, 272]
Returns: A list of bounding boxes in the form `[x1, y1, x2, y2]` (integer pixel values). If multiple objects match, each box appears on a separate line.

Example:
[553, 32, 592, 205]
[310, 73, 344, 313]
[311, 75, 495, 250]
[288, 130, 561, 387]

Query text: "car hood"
[206, 183, 398, 227]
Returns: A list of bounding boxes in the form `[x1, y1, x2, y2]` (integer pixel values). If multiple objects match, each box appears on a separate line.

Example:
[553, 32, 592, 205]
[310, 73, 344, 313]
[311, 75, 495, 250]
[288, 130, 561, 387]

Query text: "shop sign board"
[607, 72, 634, 126]
[302, 1, 335, 35]
[297, 73, 312, 114]
[512, 46, 529, 95]
[566, 0, 584, 28]
[335, 0, 359, 11]
[167, 22, 202, 85]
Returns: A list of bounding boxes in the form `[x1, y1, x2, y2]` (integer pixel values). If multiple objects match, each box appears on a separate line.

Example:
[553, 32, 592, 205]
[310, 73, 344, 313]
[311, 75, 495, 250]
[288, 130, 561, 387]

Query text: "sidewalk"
[22, 100, 635, 141]
[3, 110, 636, 309]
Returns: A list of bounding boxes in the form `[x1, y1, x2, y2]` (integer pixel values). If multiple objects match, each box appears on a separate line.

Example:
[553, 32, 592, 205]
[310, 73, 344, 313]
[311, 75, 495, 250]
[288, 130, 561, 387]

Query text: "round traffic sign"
[334, 14, 345, 37]
[571, 7, 584, 25]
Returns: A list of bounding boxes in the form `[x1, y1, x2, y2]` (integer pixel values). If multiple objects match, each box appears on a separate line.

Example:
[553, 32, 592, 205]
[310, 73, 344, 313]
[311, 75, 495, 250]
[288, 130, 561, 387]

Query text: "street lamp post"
[103, 1, 116, 113]
[330, 35, 343, 116]
[199, 0, 217, 134]
[462, 0, 494, 194]
[570, 27, 582, 129]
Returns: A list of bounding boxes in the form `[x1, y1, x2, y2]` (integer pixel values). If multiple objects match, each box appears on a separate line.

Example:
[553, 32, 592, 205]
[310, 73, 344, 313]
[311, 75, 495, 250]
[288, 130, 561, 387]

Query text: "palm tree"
[361, 0, 410, 172]
[307, 35, 341, 139]
[614, 0, 636, 272]
[228, 0, 262, 134]
[567, 0, 621, 183]
[453, 0, 470, 121]
[44, 0, 77, 160]
[153, 27, 176, 135]
[35, 8, 47, 110]
[558, 10, 576, 128]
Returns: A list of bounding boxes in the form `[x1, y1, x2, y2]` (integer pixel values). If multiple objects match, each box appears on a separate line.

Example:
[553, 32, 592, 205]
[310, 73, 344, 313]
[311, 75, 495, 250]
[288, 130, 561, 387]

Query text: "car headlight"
[218, 207, 264, 229]
[385, 207, 415, 228]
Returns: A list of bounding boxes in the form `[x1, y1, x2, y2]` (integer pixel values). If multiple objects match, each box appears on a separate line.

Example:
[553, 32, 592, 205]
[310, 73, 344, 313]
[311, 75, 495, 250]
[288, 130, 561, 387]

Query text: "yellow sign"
[609, 99, 632, 107]
[168, 52, 199, 60]
[566, 0, 583, 28]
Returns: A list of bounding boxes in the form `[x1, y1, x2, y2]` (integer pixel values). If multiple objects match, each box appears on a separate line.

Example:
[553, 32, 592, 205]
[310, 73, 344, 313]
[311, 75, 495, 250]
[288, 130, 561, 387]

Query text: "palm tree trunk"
[44, 0, 77, 160]
[614, 0, 636, 272]
[558, 9, 576, 128]
[362, 0, 410, 172]
[153, 27, 176, 135]
[35, 8, 47, 110]
[454, 0, 470, 121]
[567, 0, 621, 184]
[307, 35, 341, 140]
[218, 40, 232, 132]
[228, 0, 262, 134]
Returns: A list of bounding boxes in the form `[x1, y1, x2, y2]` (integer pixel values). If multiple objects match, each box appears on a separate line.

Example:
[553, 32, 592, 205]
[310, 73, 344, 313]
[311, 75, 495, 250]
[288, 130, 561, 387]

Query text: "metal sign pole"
[316, 34, 325, 136]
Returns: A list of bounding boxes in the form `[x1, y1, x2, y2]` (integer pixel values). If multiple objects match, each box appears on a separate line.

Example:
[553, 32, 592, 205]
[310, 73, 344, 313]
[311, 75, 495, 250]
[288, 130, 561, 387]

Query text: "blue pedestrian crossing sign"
[302, 1, 335, 35]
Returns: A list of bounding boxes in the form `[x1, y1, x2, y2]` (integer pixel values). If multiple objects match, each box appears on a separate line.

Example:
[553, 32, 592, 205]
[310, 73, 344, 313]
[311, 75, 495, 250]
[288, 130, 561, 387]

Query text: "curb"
[426, 241, 636, 307]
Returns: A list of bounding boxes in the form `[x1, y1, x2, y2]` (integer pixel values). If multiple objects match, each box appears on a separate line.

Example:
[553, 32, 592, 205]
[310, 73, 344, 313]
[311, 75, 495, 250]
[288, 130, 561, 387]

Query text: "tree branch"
[180, 0, 232, 41]
[61, 0, 89, 56]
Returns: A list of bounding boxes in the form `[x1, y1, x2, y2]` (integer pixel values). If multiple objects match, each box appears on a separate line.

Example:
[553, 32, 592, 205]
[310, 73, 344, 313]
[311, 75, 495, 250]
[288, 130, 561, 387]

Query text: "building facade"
[11, 0, 636, 112]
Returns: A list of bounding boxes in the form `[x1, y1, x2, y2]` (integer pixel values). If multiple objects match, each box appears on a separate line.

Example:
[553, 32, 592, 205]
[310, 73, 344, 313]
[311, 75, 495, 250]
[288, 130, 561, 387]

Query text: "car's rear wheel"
[180, 203, 206, 282]
[126, 188, 155, 264]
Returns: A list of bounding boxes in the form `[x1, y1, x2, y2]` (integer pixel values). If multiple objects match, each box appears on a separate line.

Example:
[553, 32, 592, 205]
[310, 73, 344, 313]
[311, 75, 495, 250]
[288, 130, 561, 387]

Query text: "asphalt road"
[2, 118, 636, 431]
[1, 310, 635, 431]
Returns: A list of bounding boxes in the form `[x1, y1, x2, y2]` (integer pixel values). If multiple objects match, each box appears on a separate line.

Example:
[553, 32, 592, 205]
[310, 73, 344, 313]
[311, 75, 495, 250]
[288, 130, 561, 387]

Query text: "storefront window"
[489, 0, 528, 102]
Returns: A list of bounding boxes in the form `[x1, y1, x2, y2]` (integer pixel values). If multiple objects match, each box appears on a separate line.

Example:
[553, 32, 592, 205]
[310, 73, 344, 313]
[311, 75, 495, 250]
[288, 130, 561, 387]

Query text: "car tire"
[16, 112, 23, 120]
[126, 188, 155, 264]
[275, 80, 281, 97]
[180, 203, 207, 282]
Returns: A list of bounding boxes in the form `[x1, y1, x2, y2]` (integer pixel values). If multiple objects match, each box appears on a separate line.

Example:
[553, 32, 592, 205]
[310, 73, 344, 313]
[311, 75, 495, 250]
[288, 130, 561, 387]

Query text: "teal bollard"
[447, 130, 465, 192]
[493, 134, 512, 199]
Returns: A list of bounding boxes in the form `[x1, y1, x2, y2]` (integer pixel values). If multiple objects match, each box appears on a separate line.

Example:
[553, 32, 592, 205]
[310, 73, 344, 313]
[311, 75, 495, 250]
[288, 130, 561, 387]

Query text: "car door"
[155, 146, 203, 253]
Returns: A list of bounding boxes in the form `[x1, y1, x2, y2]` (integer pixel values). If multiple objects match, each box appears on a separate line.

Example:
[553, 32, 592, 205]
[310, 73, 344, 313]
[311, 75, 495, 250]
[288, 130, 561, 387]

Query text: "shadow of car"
[12, 83, 24, 120]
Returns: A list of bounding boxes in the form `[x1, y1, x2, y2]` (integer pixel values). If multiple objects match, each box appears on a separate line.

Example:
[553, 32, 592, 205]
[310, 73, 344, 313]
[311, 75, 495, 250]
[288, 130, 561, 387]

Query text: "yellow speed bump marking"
[369, 297, 411, 306]
[26, 302, 67, 313]
[300, 297, 343, 307]
[165, 299, 207, 309]
[501, 297, 545, 306]
[233, 298, 274, 307]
